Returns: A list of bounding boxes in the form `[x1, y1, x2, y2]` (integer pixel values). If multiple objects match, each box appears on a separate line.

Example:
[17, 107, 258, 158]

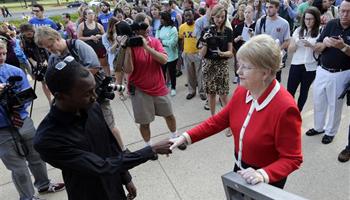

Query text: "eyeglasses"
[55, 56, 75, 70]
[87, 12, 95, 15]
[304, 17, 315, 21]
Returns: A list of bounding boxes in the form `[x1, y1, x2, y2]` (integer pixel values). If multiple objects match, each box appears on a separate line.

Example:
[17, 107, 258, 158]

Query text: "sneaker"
[170, 89, 176, 96]
[38, 182, 65, 194]
[305, 128, 325, 136]
[338, 148, 350, 162]
[321, 135, 334, 144]
[204, 100, 210, 110]
[199, 94, 207, 101]
[186, 93, 195, 100]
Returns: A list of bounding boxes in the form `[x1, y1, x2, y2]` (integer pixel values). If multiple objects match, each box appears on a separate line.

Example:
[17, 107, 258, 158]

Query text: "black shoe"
[150, 154, 158, 161]
[177, 143, 187, 150]
[305, 128, 325, 136]
[321, 135, 334, 144]
[186, 93, 196, 100]
[176, 70, 183, 77]
[338, 148, 350, 162]
[199, 94, 207, 101]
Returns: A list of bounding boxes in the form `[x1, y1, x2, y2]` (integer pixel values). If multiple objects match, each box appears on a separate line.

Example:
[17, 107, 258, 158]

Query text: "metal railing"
[222, 172, 308, 200]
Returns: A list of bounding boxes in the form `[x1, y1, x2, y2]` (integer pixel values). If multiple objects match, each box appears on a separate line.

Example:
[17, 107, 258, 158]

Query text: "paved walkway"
[0, 65, 349, 200]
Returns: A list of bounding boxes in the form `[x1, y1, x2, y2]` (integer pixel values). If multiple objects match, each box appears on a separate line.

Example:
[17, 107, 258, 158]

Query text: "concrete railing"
[222, 172, 308, 200]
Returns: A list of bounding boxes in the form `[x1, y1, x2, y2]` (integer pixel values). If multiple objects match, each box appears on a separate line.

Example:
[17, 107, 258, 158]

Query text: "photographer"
[123, 13, 186, 152]
[19, 23, 52, 104]
[0, 42, 65, 200]
[34, 26, 128, 152]
[199, 4, 233, 118]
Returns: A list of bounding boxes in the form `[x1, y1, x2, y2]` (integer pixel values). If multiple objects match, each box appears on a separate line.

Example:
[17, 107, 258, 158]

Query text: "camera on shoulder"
[115, 20, 148, 48]
[0, 76, 37, 110]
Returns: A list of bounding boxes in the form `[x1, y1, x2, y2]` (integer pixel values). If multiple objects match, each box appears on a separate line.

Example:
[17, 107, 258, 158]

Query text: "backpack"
[65, 39, 80, 62]
[259, 15, 267, 33]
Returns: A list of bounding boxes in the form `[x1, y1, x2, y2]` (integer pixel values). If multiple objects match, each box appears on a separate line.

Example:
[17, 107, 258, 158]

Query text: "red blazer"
[186, 80, 303, 183]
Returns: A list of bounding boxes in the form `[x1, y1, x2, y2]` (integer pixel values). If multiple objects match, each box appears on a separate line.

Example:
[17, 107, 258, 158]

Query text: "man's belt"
[321, 66, 350, 73]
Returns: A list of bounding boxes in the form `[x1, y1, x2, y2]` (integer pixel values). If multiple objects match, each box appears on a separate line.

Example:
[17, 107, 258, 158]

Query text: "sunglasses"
[55, 56, 75, 70]
[32, 10, 40, 12]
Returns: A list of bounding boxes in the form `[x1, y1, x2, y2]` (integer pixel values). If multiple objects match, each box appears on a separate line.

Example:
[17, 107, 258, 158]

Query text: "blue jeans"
[0, 118, 50, 200]
[287, 64, 316, 111]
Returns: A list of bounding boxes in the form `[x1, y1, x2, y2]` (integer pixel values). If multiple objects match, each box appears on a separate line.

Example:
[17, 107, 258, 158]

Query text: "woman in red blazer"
[170, 34, 303, 189]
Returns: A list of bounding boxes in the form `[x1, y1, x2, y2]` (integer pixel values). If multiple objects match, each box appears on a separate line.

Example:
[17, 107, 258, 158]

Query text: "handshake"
[149, 135, 188, 155]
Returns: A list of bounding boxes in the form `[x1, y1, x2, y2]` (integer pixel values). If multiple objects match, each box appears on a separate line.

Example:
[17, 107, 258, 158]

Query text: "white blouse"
[291, 27, 320, 71]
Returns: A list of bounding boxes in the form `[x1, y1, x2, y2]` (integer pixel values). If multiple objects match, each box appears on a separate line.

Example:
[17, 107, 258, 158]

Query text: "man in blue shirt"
[0, 42, 64, 200]
[29, 4, 58, 30]
[98, 1, 113, 32]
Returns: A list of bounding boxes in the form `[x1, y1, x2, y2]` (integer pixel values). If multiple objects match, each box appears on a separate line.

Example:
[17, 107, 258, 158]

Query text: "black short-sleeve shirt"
[201, 26, 233, 60]
[317, 19, 350, 70]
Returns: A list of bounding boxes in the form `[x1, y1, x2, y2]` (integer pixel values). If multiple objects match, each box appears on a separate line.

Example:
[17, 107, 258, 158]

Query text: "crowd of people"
[0, 0, 349, 199]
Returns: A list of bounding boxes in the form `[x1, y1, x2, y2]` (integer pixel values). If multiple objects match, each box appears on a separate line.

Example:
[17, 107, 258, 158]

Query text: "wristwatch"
[341, 45, 348, 52]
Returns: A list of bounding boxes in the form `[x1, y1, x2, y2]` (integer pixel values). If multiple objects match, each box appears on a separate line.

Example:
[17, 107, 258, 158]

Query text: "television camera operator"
[121, 13, 187, 152]
[0, 41, 65, 200]
[34, 26, 127, 152]
[19, 23, 52, 105]
[198, 4, 233, 118]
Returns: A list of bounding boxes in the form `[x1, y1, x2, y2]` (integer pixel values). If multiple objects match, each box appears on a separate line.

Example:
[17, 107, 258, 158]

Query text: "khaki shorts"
[100, 101, 115, 130]
[131, 88, 173, 124]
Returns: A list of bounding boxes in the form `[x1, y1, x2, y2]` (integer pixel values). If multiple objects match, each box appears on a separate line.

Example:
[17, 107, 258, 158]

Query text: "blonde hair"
[34, 26, 62, 47]
[210, 4, 228, 31]
[237, 34, 281, 74]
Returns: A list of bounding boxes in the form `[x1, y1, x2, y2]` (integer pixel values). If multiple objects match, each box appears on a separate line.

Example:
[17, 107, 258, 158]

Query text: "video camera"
[0, 76, 37, 110]
[32, 63, 47, 82]
[199, 25, 223, 59]
[115, 20, 148, 47]
[94, 71, 125, 102]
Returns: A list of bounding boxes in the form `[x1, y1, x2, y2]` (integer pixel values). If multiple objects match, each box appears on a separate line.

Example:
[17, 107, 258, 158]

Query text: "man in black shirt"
[305, 0, 350, 144]
[34, 57, 173, 200]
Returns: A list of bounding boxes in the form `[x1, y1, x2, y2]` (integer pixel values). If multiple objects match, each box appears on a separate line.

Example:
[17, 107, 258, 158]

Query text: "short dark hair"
[19, 23, 34, 33]
[159, 11, 175, 27]
[45, 59, 90, 94]
[268, 0, 280, 7]
[184, 8, 194, 14]
[101, 1, 110, 7]
[62, 13, 71, 20]
[33, 4, 44, 11]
